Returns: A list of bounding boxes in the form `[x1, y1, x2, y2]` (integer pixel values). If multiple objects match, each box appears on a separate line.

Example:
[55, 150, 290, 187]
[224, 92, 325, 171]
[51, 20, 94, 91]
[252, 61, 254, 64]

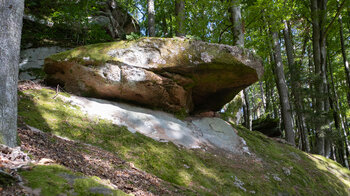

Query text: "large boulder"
[44, 37, 263, 113]
[252, 117, 282, 137]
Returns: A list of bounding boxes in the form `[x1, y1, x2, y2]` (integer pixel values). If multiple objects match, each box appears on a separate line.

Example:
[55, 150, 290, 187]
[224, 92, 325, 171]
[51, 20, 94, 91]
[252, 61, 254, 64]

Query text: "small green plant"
[174, 108, 188, 120]
[126, 32, 141, 41]
[185, 35, 201, 40]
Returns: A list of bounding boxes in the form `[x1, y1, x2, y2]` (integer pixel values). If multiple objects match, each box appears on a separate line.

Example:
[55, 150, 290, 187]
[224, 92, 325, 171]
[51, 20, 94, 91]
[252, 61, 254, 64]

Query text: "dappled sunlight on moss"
[308, 154, 350, 188]
[47, 41, 136, 63]
[18, 88, 350, 195]
[20, 164, 129, 195]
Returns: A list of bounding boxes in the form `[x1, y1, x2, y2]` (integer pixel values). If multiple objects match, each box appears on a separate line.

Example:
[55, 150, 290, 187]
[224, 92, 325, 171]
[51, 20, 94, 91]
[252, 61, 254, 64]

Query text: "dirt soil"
[2, 127, 192, 196]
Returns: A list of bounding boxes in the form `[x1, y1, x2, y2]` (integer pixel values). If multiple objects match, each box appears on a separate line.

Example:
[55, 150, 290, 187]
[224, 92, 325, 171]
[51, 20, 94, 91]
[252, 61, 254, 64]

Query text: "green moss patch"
[47, 40, 135, 63]
[18, 87, 350, 195]
[20, 164, 128, 195]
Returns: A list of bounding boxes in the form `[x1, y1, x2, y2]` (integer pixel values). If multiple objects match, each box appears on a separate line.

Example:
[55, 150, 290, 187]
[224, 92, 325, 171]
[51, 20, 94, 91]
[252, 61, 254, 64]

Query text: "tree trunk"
[147, 0, 155, 37]
[228, 0, 251, 129]
[242, 89, 252, 130]
[0, 0, 24, 147]
[272, 31, 295, 145]
[310, 0, 329, 156]
[228, 0, 244, 46]
[283, 20, 309, 151]
[265, 81, 271, 116]
[175, 0, 185, 37]
[259, 81, 266, 112]
[161, 15, 168, 37]
[329, 59, 350, 168]
[269, 53, 279, 119]
[339, 14, 350, 107]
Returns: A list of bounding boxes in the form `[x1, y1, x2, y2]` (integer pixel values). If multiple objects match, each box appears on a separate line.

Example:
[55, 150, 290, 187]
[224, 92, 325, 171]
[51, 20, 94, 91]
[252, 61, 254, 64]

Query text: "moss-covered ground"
[20, 164, 129, 195]
[18, 87, 350, 195]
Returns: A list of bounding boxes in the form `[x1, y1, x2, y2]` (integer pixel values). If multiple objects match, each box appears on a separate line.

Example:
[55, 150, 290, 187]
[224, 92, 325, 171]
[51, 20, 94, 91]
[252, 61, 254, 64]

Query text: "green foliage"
[184, 35, 201, 40]
[221, 94, 243, 123]
[126, 32, 142, 41]
[23, 0, 113, 46]
[174, 108, 188, 120]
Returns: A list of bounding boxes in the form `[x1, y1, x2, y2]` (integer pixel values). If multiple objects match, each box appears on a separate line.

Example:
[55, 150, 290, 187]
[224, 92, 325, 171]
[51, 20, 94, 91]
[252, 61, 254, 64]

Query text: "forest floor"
[1, 82, 350, 195]
[13, 127, 186, 195]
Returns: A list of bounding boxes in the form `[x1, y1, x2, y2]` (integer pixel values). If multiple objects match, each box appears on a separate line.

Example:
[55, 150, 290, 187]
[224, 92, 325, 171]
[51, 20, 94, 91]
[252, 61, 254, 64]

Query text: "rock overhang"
[44, 37, 263, 113]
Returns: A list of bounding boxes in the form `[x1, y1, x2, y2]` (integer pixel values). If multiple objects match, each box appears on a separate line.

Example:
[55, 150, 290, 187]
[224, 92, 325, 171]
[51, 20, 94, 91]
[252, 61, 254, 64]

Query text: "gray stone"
[191, 117, 244, 153]
[89, 187, 113, 195]
[44, 38, 263, 113]
[282, 167, 291, 176]
[20, 47, 69, 70]
[19, 47, 69, 81]
[233, 176, 246, 192]
[272, 174, 282, 182]
[59, 94, 250, 154]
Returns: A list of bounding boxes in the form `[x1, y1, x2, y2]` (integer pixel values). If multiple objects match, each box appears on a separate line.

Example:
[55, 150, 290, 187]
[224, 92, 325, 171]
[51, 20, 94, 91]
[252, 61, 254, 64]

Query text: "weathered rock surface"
[252, 117, 281, 137]
[59, 94, 250, 154]
[20, 46, 69, 80]
[44, 37, 263, 113]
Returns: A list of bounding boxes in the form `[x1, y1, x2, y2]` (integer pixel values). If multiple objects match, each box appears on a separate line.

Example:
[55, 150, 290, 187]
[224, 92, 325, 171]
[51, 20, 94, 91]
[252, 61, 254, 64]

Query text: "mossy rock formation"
[44, 37, 263, 113]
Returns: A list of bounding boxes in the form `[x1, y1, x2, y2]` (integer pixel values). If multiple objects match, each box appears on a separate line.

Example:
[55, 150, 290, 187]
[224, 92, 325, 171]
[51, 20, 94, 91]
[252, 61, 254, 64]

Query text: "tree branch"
[323, 0, 347, 38]
[218, 24, 232, 43]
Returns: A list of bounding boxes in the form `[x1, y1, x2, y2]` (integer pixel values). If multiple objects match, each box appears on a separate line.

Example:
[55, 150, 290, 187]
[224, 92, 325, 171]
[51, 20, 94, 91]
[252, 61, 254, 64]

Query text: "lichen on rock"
[44, 37, 263, 113]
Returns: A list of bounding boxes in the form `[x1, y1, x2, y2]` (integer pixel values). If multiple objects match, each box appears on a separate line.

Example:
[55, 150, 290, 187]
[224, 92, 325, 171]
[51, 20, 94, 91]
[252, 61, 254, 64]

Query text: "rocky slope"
[4, 82, 349, 196]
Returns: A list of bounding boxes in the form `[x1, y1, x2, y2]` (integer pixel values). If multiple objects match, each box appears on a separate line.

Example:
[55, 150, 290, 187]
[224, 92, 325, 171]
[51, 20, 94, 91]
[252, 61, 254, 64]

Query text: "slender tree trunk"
[228, 0, 251, 129]
[272, 31, 295, 145]
[329, 59, 350, 168]
[175, 0, 185, 37]
[332, 144, 337, 162]
[324, 59, 332, 158]
[147, 0, 155, 36]
[0, 0, 24, 147]
[242, 89, 252, 130]
[161, 16, 168, 37]
[269, 53, 279, 119]
[283, 20, 309, 151]
[249, 88, 257, 119]
[339, 14, 350, 107]
[265, 81, 271, 116]
[229, 0, 244, 46]
[259, 81, 266, 112]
